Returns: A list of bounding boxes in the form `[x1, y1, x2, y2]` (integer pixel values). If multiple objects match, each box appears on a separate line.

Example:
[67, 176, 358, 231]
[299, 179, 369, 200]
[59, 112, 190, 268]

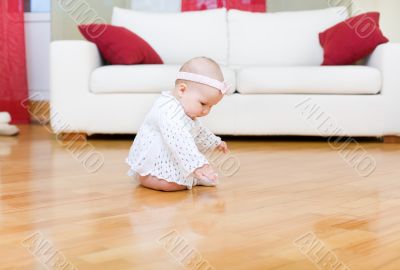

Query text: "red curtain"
[182, 0, 267, 12]
[0, 0, 30, 124]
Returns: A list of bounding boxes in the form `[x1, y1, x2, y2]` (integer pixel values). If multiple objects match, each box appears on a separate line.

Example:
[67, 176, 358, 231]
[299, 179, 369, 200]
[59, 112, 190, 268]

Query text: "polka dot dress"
[126, 90, 222, 189]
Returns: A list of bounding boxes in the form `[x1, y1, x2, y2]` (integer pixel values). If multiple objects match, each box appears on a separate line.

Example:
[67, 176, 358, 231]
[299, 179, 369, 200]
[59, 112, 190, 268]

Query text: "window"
[24, 0, 51, 12]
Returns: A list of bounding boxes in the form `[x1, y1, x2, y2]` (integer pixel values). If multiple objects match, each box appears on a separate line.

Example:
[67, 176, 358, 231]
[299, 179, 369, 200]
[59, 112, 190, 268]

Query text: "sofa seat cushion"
[90, 65, 236, 94]
[236, 66, 381, 94]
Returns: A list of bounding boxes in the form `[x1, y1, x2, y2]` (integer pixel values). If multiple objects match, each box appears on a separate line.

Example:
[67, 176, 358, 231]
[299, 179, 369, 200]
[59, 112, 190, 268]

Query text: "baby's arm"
[193, 120, 227, 154]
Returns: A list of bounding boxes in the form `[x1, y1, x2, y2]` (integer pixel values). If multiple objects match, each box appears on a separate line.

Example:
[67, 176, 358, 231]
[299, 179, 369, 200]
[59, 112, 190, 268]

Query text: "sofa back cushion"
[78, 24, 163, 65]
[112, 7, 228, 65]
[228, 7, 349, 67]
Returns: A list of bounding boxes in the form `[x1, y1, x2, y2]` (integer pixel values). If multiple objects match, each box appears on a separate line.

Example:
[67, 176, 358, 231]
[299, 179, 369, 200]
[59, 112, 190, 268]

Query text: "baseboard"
[383, 136, 400, 143]
[28, 100, 50, 124]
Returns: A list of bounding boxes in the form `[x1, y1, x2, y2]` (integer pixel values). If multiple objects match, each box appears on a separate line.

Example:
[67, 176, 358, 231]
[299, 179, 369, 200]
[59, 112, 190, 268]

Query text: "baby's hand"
[216, 141, 229, 154]
[194, 164, 218, 183]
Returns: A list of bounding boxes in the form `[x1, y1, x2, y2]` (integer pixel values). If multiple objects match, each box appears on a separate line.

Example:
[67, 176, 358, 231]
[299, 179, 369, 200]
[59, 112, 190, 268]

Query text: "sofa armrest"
[50, 40, 102, 132]
[366, 43, 400, 135]
[50, 40, 102, 98]
[366, 43, 400, 97]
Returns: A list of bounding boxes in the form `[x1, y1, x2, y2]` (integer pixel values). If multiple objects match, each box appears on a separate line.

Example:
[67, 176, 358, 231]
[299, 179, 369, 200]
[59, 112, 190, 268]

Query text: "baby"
[126, 57, 230, 191]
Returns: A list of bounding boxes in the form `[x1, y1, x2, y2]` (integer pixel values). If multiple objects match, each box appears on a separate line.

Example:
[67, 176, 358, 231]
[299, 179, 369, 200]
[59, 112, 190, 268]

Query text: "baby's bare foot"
[194, 173, 218, 187]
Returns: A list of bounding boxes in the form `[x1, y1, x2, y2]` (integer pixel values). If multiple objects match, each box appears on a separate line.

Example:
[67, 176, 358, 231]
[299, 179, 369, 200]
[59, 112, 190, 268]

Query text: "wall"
[51, 0, 131, 40]
[131, 0, 180, 12]
[25, 13, 51, 101]
[377, 0, 400, 42]
[352, 0, 400, 42]
[268, 0, 330, 11]
[351, 0, 377, 13]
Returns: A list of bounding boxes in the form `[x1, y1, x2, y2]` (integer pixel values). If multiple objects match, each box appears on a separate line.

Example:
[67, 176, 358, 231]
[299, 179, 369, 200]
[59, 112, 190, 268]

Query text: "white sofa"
[50, 7, 400, 138]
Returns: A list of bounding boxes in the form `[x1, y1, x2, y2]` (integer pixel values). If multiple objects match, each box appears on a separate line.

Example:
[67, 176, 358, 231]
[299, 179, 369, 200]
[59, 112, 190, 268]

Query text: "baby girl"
[126, 57, 231, 191]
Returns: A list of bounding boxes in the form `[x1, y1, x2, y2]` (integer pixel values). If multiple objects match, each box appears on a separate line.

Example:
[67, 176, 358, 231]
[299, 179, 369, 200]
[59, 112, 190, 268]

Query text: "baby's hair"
[175, 56, 224, 86]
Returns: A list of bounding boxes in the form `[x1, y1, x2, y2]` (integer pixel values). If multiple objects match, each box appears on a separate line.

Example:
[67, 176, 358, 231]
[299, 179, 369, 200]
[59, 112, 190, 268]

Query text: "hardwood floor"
[1, 125, 400, 270]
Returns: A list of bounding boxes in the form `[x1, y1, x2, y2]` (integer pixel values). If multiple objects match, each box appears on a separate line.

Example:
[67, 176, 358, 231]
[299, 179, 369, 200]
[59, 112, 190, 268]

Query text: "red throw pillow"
[319, 12, 389, 65]
[78, 24, 163, 65]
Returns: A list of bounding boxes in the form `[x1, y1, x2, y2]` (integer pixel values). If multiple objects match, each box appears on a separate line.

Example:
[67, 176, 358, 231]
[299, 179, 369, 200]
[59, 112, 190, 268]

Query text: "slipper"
[0, 112, 11, 124]
[0, 123, 19, 136]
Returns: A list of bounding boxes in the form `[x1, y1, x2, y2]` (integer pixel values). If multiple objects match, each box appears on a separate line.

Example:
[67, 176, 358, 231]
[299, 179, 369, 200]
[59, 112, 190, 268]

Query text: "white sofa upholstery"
[50, 7, 400, 137]
[227, 8, 347, 66]
[236, 66, 381, 94]
[90, 65, 236, 94]
[112, 7, 229, 65]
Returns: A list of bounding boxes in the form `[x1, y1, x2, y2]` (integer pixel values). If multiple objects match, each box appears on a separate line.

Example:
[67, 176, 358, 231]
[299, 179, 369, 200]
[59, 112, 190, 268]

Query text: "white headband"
[176, 71, 232, 95]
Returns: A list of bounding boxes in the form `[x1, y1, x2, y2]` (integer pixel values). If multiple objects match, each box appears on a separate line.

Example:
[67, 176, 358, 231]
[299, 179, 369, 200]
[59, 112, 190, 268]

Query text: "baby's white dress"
[126, 90, 222, 189]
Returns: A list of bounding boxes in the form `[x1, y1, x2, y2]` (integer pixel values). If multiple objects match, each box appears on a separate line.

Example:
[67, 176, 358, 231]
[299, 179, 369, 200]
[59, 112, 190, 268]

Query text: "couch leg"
[383, 136, 400, 143]
[57, 132, 88, 142]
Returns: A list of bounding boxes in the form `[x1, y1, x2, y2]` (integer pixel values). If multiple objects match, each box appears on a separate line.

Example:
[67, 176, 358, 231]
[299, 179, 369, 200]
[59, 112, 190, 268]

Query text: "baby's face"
[178, 83, 223, 119]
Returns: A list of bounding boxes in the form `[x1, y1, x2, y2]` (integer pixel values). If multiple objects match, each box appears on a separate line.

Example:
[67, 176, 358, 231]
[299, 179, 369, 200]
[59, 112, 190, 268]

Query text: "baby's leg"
[138, 175, 187, 192]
